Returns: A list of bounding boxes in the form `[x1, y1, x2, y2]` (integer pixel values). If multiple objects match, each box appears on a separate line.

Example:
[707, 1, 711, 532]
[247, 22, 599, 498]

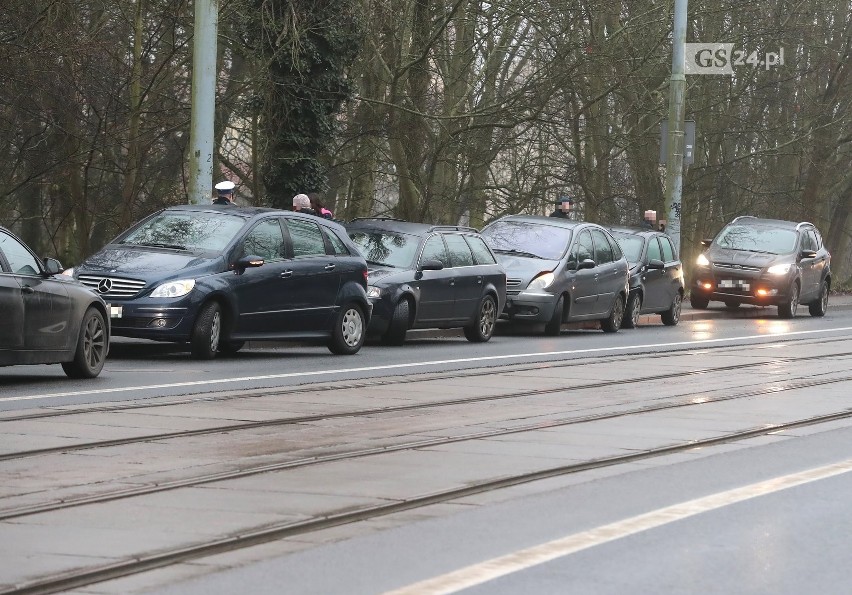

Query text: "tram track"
[5, 406, 852, 595]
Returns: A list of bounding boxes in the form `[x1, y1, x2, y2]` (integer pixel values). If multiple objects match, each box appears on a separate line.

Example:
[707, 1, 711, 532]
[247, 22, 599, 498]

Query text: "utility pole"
[664, 0, 688, 255]
[187, 0, 218, 204]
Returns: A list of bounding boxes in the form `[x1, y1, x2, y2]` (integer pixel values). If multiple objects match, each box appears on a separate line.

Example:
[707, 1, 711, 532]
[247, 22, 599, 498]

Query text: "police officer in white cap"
[213, 180, 236, 205]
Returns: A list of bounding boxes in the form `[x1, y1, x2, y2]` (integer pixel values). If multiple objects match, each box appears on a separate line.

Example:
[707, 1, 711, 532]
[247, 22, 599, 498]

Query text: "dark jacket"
[549, 209, 569, 218]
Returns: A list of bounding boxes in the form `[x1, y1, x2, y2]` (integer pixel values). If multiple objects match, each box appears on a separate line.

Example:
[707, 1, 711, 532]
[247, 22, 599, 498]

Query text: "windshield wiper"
[494, 248, 544, 259]
[135, 242, 188, 250]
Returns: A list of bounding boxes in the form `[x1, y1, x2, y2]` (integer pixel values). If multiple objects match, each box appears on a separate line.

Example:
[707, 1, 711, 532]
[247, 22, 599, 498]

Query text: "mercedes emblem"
[97, 278, 113, 294]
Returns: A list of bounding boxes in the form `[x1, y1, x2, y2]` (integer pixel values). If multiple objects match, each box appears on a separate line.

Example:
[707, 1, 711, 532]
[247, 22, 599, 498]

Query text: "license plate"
[109, 305, 123, 319]
[719, 279, 749, 290]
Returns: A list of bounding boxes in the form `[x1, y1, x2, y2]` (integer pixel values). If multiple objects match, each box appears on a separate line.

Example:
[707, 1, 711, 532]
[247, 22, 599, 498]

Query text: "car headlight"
[150, 279, 196, 298]
[527, 272, 555, 291]
[696, 253, 710, 267]
[767, 264, 792, 275]
[367, 285, 382, 298]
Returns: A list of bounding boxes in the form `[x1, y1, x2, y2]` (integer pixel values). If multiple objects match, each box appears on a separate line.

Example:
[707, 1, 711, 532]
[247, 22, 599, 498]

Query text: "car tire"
[808, 281, 829, 317]
[543, 295, 565, 336]
[382, 299, 410, 346]
[190, 301, 222, 360]
[690, 294, 709, 309]
[219, 340, 245, 355]
[464, 294, 497, 343]
[777, 283, 799, 319]
[622, 292, 641, 329]
[724, 300, 741, 309]
[62, 307, 108, 379]
[601, 295, 625, 333]
[329, 303, 366, 355]
[661, 292, 683, 326]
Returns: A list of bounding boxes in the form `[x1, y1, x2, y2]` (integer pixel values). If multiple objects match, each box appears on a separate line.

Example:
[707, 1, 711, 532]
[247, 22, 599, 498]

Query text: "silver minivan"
[480, 215, 629, 335]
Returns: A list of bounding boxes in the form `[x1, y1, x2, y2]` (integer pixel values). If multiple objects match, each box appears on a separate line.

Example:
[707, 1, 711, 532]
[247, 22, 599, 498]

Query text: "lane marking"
[3, 326, 852, 404]
[384, 459, 852, 595]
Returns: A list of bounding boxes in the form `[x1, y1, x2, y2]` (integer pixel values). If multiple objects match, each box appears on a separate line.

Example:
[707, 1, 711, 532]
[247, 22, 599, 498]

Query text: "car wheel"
[382, 299, 410, 346]
[601, 295, 625, 333]
[808, 281, 829, 317]
[219, 340, 245, 355]
[777, 283, 799, 319]
[622, 292, 641, 329]
[689, 294, 709, 309]
[724, 300, 741, 309]
[464, 295, 497, 342]
[543, 295, 565, 336]
[661, 292, 683, 326]
[329, 303, 366, 355]
[62, 307, 108, 378]
[191, 301, 222, 360]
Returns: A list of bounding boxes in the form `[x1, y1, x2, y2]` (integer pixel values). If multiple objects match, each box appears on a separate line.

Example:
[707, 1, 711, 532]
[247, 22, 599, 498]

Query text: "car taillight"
[363, 270, 369, 282]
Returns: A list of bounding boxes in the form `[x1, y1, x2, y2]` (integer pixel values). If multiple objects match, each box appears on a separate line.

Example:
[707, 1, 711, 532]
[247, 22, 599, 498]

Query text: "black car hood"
[709, 248, 778, 267]
[367, 266, 410, 284]
[76, 246, 223, 282]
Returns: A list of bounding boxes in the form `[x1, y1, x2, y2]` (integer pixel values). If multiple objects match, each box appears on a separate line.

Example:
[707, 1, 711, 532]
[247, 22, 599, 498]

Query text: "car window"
[715, 224, 797, 254]
[481, 221, 572, 260]
[659, 236, 676, 262]
[284, 218, 326, 257]
[444, 234, 475, 267]
[0, 231, 40, 276]
[243, 219, 285, 260]
[465, 235, 497, 265]
[420, 235, 450, 268]
[323, 228, 350, 255]
[647, 237, 663, 261]
[120, 211, 247, 251]
[801, 231, 817, 251]
[810, 229, 823, 249]
[612, 233, 644, 263]
[591, 230, 614, 264]
[349, 230, 419, 268]
[608, 234, 623, 260]
[568, 230, 594, 266]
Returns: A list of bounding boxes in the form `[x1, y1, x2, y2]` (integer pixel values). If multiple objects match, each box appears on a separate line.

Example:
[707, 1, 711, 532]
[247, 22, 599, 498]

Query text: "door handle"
[280, 270, 293, 278]
[449, 279, 455, 286]
[324, 264, 336, 271]
[21, 286, 35, 294]
[477, 276, 483, 284]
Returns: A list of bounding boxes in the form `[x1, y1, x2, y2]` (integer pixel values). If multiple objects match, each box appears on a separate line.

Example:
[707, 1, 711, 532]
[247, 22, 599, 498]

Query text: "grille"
[506, 278, 523, 287]
[78, 275, 147, 299]
[714, 263, 761, 273]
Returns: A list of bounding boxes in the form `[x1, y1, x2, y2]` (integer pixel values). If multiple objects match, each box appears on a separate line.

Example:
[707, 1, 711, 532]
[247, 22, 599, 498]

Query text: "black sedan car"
[609, 227, 685, 327]
[67, 206, 371, 359]
[480, 216, 629, 335]
[1, 227, 109, 377]
[346, 219, 506, 344]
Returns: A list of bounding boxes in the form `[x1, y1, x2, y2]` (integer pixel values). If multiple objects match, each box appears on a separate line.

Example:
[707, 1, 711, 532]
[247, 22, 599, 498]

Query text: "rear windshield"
[481, 221, 572, 260]
[715, 225, 797, 254]
[120, 211, 247, 252]
[349, 230, 420, 268]
[611, 233, 645, 263]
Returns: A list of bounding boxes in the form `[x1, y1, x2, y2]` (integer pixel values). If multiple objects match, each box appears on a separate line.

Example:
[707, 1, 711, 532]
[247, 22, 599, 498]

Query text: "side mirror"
[578, 258, 596, 270]
[646, 259, 665, 270]
[42, 257, 63, 275]
[799, 249, 817, 260]
[419, 259, 444, 272]
[233, 255, 265, 274]
[701, 239, 713, 247]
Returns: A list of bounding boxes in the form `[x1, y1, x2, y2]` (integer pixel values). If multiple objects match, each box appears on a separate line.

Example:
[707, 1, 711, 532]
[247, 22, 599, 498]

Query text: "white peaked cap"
[215, 180, 236, 192]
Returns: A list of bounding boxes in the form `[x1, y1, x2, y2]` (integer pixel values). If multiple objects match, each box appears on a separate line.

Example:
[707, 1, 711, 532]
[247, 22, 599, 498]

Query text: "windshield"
[481, 221, 572, 260]
[715, 224, 798, 254]
[120, 211, 247, 252]
[611, 233, 645, 263]
[349, 230, 420, 268]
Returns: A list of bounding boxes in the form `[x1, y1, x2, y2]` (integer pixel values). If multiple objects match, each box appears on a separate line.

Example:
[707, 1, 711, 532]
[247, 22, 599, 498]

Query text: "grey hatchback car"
[480, 215, 629, 335]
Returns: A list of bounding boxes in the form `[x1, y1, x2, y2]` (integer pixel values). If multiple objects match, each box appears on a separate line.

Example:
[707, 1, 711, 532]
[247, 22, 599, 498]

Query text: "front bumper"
[105, 298, 197, 341]
[692, 272, 796, 306]
[501, 291, 559, 322]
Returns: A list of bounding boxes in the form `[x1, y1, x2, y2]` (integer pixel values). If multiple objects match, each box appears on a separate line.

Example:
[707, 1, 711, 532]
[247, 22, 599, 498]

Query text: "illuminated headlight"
[366, 285, 382, 299]
[60, 267, 75, 277]
[527, 272, 555, 291]
[150, 279, 196, 298]
[766, 264, 791, 275]
[696, 253, 710, 267]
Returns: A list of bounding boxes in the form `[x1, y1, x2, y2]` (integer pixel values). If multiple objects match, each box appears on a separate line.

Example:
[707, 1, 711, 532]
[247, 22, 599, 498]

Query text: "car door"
[564, 229, 597, 318]
[641, 236, 668, 311]
[798, 230, 820, 301]
[658, 235, 682, 307]
[282, 217, 341, 332]
[0, 230, 72, 352]
[590, 229, 621, 316]
[0, 252, 25, 352]
[443, 233, 480, 322]
[414, 234, 455, 324]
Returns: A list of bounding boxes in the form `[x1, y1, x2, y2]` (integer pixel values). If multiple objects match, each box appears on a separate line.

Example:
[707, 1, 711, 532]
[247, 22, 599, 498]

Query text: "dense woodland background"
[1, 0, 850, 283]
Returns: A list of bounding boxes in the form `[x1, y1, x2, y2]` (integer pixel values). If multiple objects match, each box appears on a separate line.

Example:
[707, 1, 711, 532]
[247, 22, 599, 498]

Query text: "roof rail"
[731, 215, 757, 223]
[795, 221, 815, 230]
[348, 217, 409, 223]
[429, 225, 479, 233]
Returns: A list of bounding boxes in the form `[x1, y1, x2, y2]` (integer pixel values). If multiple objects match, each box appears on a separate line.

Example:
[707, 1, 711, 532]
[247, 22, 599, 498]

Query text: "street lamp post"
[664, 0, 688, 255]
[187, 0, 218, 204]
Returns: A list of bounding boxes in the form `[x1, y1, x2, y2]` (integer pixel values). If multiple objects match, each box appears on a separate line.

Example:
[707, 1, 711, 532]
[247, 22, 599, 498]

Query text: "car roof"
[609, 226, 660, 237]
[345, 218, 478, 236]
[487, 214, 586, 229]
[728, 216, 809, 230]
[164, 204, 281, 217]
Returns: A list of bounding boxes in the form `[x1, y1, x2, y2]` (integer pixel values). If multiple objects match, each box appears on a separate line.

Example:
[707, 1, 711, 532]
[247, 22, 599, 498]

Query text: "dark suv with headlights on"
[610, 227, 685, 328]
[480, 215, 629, 335]
[68, 206, 371, 359]
[346, 218, 506, 344]
[690, 216, 831, 318]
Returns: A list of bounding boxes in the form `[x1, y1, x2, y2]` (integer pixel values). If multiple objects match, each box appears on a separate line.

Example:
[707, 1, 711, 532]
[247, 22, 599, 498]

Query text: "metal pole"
[664, 0, 688, 255]
[187, 0, 218, 204]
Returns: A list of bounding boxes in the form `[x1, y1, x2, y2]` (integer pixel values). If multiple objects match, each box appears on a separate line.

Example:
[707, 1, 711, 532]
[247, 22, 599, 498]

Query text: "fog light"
[756, 289, 768, 296]
[701, 282, 712, 290]
[150, 318, 167, 328]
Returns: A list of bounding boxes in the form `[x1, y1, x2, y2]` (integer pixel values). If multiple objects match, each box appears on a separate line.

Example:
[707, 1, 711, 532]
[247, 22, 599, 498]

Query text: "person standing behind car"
[213, 181, 236, 205]
[309, 193, 334, 219]
[293, 193, 318, 215]
[549, 197, 573, 219]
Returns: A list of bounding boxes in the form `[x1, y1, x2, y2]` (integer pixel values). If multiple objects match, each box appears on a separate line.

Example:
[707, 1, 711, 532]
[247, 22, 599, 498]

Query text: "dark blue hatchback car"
[68, 206, 371, 359]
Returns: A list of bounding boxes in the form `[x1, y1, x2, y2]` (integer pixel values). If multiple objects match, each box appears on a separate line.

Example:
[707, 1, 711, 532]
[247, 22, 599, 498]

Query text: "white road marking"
[3, 326, 852, 404]
[384, 459, 852, 595]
